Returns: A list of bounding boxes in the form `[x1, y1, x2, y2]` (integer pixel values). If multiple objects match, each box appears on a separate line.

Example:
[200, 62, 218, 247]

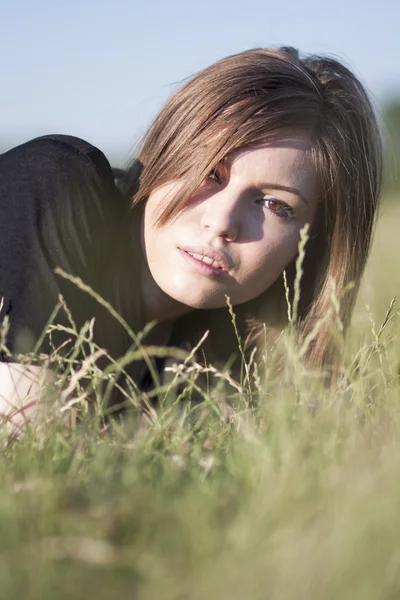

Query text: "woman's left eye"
[257, 198, 294, 219]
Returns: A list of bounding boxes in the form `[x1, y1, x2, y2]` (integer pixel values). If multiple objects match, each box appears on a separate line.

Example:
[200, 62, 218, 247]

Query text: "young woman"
[0, 47, 382, 424]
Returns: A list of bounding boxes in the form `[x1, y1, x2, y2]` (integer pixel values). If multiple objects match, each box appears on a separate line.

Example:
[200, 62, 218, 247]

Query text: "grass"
[0, 197, 399, 600]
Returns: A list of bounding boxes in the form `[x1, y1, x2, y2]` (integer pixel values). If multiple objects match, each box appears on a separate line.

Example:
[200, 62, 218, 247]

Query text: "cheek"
[143, 198, 166, 252]
[144, 195, 162, 238]
[143, 183, 188, 251]
[143, 211, 181, 274]
[242, 226, 301, 279]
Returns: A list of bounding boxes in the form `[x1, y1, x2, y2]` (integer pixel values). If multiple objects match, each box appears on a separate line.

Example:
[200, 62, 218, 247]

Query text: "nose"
[200, 189, 241, 242]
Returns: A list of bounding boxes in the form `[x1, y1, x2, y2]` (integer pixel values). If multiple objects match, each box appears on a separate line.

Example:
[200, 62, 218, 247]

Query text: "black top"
[0, 135, 139, 364]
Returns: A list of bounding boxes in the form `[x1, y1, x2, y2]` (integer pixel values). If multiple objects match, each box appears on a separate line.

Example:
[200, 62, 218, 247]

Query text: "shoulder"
[35, 134, 103, 156]
[1, 134, 114, 185]
[0, 135, 129, 249]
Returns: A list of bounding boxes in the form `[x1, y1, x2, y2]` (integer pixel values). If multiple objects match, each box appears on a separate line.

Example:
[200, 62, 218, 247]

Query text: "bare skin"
[0, 363, 53, 435]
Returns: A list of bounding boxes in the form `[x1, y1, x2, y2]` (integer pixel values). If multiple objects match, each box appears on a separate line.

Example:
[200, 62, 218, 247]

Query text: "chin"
[166, 287, 228, 310]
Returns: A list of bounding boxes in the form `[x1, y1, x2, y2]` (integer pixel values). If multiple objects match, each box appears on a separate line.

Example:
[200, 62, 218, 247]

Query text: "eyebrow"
[217, 157, 311, 206]
[258, 183, 310, 206]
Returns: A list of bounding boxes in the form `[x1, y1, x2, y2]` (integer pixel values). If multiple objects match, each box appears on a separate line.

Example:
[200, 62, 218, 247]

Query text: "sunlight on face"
[142, 137, 318, 318]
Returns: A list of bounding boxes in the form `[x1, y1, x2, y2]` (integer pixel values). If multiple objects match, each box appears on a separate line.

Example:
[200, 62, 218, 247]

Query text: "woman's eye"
[207, 169, 222, 184]
[258, 198, 294, 219]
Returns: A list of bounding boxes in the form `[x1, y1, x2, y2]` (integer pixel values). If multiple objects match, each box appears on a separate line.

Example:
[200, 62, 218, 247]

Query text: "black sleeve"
[0, 135, 134, 359]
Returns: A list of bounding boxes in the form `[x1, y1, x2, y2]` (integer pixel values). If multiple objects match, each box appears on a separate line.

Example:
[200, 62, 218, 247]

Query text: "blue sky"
[1, 0, 399, 163]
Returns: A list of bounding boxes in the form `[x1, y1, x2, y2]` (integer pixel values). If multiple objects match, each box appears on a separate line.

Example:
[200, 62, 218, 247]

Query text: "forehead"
[225, 137, 317, 191]
[227, 136, 312, 165]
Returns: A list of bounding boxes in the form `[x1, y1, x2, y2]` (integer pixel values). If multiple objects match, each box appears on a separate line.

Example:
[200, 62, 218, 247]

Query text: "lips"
[180, 246, 231, 271]
[186, 251, 225, 270]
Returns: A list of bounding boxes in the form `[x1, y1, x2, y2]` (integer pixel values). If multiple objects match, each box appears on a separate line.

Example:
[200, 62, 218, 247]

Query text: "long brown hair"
[128, 47, 382, 372]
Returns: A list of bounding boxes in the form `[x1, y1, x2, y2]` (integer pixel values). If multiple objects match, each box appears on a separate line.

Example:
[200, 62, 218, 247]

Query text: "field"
[0, 198, 399, 600]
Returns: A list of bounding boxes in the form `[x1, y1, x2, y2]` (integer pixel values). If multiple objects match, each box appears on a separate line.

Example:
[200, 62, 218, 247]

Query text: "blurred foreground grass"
[0, 197, 399, 600]
[357, 194, 400, 322]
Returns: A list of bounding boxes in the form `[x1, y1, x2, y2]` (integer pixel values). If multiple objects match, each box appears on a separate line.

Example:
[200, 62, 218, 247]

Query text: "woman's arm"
[0, 135, 129, 357]
[0, 362, 54, 435]
[0, 135, 136, 417]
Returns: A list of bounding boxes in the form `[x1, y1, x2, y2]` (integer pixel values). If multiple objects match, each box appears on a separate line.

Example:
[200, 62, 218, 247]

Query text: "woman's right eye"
[207, 168, 222, 184]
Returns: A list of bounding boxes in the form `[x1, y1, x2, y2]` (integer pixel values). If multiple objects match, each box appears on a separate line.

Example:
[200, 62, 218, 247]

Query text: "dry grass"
[0, 197, 399, 600]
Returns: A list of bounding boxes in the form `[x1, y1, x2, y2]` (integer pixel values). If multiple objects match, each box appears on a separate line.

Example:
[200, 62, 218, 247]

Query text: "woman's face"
[143, 137, 318, 314]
